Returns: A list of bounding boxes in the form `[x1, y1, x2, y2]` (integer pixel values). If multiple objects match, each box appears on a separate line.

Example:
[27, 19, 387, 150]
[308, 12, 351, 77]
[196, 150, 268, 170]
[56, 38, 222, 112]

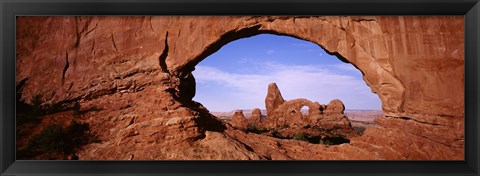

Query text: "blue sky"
[192, 34, 381, 112]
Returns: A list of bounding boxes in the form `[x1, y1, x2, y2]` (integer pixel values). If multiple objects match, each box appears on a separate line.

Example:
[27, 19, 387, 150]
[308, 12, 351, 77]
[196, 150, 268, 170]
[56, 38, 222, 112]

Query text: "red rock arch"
[17, 16, 464, 119]
[16, 16, 464, 160]
[165, 18, 405, 115]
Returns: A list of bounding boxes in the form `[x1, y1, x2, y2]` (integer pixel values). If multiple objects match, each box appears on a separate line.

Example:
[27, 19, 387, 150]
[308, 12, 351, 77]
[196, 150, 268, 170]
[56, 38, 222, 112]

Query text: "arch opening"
[192, 34, 381, 111]
[170, 22, 407, 115]
[191, 33, 382, 145]
[301, 105, 309, 117]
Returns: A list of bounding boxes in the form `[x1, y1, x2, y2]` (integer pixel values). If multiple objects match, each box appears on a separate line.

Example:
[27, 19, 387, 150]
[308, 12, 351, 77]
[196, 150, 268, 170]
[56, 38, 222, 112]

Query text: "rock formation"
[249, 108, 263, 127]
[262, 83, 352, 130]
[265, 83, 286, 118]
[230, 110, 248, 129]
[320, 99, 351, 129]
[324, 99, 345, 114]
[16, 16, 464, 160]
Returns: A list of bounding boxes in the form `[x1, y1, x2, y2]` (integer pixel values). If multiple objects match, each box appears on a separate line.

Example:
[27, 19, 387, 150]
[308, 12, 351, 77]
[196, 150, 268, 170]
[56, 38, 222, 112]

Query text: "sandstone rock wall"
[16, 16, 464, 160]
[17, 16, 464, 119]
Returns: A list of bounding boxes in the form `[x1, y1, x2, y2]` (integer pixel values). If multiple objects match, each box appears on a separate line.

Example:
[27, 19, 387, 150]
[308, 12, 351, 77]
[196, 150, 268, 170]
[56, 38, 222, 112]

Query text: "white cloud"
[328, 63, 361, 73]
[193, 61, 381, 111]
[266, 50, 275, 55]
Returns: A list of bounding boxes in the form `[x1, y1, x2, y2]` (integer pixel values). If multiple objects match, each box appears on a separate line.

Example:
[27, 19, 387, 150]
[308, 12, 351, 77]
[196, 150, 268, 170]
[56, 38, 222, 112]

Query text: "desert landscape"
[213, 105, 382, 133]
[15, 16, 464, 160]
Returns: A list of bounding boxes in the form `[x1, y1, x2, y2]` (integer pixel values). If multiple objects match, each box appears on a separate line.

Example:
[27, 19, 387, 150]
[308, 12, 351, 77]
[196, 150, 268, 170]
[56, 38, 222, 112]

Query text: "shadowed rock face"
[16, 16, 464, 160]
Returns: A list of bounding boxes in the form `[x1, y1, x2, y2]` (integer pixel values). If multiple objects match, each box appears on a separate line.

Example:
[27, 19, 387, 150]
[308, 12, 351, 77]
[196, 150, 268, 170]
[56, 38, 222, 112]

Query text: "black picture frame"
[1, 0, 479, 175]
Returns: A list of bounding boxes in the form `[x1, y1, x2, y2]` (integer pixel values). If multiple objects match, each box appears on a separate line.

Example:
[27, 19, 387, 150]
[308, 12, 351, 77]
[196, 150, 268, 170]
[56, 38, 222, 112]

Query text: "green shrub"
[64, 121, 90, 147]
[292, 132, 309, 142]
[270, 131, 289, 139]
[245, 124, 268, 134]
[27, 124, 68, 154]
[24, 121, 97, 158]
[318, 139, 332, 145]
[319, 134, 350, 145]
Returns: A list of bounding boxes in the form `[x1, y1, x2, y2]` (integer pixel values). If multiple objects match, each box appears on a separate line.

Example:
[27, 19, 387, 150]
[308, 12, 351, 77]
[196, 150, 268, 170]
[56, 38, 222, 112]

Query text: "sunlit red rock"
[265, 83, 286, 118]
[231, 110, 248, 129]
[248, 108, 263, 127]
[324, 99, 345, 114]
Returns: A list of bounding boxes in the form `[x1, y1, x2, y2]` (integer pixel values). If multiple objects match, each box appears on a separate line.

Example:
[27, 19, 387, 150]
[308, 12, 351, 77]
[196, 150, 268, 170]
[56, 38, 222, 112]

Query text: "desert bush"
[17, 94, 72, 126]
[319, 134, 350, 145]
[245, 124, 268, 134]
[246, 124, 256, 131]
[318, 139, 333, 145]
[28, 124, 68, 153]
[22, 121, 98, 159]
[292, 132, 309, 142]
[270, 131, 289, 139]
[16, 95, 43, 126]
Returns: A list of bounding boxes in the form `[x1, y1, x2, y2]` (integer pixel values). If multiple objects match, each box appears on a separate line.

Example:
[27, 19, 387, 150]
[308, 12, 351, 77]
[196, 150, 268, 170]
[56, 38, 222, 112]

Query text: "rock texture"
[16, 16, 464, 160]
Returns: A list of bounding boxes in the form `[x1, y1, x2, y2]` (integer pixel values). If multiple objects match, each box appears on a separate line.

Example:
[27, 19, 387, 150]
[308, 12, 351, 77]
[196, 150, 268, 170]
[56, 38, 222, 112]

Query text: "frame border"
[1, 0, 479, 176]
